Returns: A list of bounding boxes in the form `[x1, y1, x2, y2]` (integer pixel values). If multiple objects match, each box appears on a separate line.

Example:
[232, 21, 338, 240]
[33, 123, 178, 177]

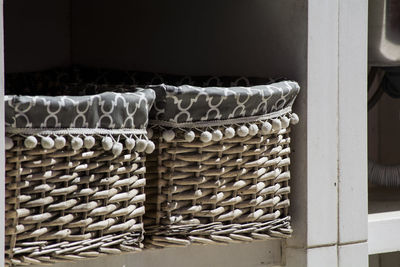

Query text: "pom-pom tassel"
[24, 136, 38, 149]
[71, 137, 83, 151]
[272, 119, 282, 132]
[112, 142, 123, 156]
[136, 139, 148, 152]
[281, 116, 290, 129]
[261, 122, 272, 135]
[55, 136, 66, 149]
[237, 125, 249, 137]
[5, 136, 14, 150]
[200, 131, 212, 143]
[290, 113, 300, 125]
[162, 130, 175, 142]
[146, 140, 156, 154]
[184, 131, 196, 142]
[102, 136, 113, 151]
[41, 136, 55, 149]
[224, 127, 235, 139]
[125, 138, 136, 150]
[212, 130, 223, 141]
[248, 124, 259, 136]
[84, 136, 96, 149]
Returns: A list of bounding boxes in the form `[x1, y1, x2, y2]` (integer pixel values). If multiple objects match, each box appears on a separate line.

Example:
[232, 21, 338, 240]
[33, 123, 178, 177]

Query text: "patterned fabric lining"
[5, 67, 298, 129]
[149, 81, 300, 124]
[5, 90, 155, 130]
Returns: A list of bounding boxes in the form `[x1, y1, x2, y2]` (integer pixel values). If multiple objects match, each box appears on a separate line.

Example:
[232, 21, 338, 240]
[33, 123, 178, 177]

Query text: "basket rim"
[149, 107, 292, 128]
[5, 127, 148, 136]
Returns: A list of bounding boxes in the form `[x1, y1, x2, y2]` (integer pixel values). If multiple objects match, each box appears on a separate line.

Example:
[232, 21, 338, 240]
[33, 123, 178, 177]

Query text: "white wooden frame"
[287, 0, 368, 266]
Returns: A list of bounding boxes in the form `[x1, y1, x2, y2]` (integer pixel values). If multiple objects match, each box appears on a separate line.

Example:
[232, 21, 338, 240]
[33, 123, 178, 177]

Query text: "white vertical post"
[337, 0, 368, 244]
[287, 0, 339, 265]
[306, 0, 339, 249]
[288, 0, 369, 265]
[337, 0, 368, 266]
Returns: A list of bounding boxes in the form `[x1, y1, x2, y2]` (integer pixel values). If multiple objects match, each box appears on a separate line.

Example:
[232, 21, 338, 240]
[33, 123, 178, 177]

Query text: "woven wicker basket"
[4, 90, 155, 266]
[144, 82, 300, 247]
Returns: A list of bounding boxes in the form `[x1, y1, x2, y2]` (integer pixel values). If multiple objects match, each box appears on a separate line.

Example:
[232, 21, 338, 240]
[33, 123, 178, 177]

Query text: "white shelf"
[369, 211, 400, 255]
[369, 186, 400, 255]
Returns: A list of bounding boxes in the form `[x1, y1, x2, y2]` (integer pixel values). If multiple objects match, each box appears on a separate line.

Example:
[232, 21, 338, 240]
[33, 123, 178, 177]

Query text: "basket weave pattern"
[145, 121, 292, 247]
[5, 135, 146, 266]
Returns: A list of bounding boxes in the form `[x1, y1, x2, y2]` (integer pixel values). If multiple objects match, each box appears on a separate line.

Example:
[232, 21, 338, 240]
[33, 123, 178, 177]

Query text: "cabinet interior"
[4, 0, 307, 80]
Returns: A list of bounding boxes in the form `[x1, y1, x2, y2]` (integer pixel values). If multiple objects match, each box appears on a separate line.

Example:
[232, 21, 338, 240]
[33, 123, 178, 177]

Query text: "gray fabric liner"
[149, 81, 300, 125]
[5, 90, 155, 131]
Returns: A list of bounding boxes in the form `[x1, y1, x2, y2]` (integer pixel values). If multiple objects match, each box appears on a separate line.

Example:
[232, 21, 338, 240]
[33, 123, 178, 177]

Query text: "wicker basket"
[4, 90, 155, 266]
[144, 82, 300, 247]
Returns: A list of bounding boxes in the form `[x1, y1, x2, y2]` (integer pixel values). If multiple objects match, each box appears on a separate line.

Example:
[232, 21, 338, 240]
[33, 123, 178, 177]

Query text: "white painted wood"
[368, 211, 400, 255]
[305, 0, 339, 247]
[30, 241, 283, 267]
[308, 246, 338, 267]
[338, 242, 368, 267]
[337, 0, 368, 244]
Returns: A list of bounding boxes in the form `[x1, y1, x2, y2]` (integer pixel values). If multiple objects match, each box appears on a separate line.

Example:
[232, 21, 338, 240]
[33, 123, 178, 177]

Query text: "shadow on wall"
[5, 0, 307, 81]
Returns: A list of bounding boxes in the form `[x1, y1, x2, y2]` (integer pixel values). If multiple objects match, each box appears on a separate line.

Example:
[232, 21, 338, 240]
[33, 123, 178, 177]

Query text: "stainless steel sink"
[369, 0, 400, 66]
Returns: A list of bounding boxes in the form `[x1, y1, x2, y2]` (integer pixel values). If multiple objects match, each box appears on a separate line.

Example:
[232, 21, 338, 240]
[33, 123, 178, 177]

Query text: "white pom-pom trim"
[184, 131, 196, 142]
[281, 116, 290, 128]
[24, 136, 38, 149]
[17, 133, 163, 155]
[224, 127, 235, 139]
[212, 130, 223, 141]
[54, 136, 66, 149]
[125, 138, 136, 150]
[162, 130, 175, 142]
[5, 136, 14, 150]
[237, 125, 249, 137]
[200, 131, 212, 143]
[102, 137, 113, 151]
[261, 122, 272, 135]
[84, 136, 96, 149]
[41, 136, 55, 149]
[136, 139, 148, 152]
[248, 124, 259, 136]
[71, 137, 84, 151]
[112, 142, 123, 156]
[272, 119, 282, 132]
[145, 140, 156, 154]
[290, 113, 300, 125]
